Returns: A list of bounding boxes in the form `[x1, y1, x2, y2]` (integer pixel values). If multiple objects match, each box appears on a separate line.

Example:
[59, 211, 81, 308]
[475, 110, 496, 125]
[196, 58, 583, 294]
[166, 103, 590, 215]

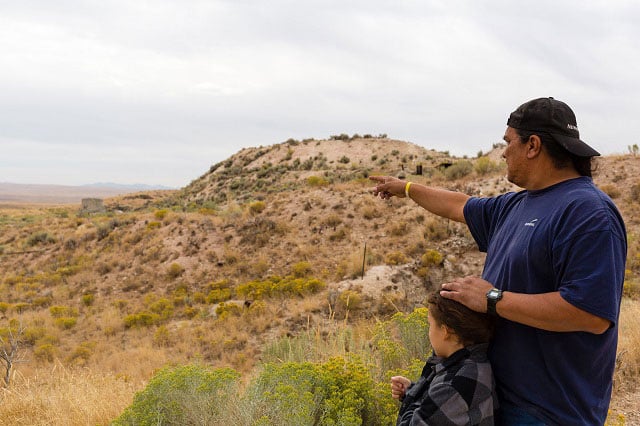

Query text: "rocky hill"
[1, 136, 639, 423]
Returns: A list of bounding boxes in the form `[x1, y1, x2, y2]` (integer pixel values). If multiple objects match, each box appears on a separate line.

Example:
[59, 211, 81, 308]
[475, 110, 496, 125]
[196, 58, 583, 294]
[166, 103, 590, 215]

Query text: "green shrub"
[22, 327, 46, 345]
[13, 302, 31, 313]
[444, 160, 473, 180]
[474, 156, 499, 175]
[153, 325, 172, 347]
[421, 249, 443, 266]
[26, 232, 56, 247]
[206, 288, 233, 304]
[243, 356, 395, 425]
[149, 298, 175, 320]
[55, 317, 78, 329]
[307, 176, 329, 187]
[34, 343, 56, 362]
[67, 341, 95, 364]
[215, 302, 242, 320]
[291, 261, 312, 278]
[166, 263, 185, 279]
[146, 221, 161, 230]
[385, 251, 408, 265]
[236, 276, 326, 300]
[249, 201, 266, 215]
[49, 305, 79, 318]
[124, 312, 160, 328]
[81, 293, 95, 307]
[372, 308, 430, 372]
[337, 290, 363, 312]
[154, 209, 169, 220]
[113, 364, 240, 426]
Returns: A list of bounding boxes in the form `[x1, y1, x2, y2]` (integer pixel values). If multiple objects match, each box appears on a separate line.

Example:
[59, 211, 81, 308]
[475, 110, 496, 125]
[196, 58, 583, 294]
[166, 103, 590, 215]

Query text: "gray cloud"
[2, 1, 639, 187]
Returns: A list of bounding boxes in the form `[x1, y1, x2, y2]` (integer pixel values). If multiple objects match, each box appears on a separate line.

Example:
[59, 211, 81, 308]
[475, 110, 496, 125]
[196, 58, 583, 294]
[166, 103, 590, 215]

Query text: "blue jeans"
[497, 401, 546, 426]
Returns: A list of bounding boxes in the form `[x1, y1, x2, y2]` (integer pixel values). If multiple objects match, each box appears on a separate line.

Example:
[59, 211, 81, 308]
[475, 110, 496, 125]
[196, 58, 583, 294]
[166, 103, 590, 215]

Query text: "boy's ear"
[442, 325, 456, 340]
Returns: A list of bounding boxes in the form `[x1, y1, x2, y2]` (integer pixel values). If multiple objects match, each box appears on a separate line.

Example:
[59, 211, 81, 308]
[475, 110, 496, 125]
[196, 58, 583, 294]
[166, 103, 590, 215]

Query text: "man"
[371, 97, 627, 425]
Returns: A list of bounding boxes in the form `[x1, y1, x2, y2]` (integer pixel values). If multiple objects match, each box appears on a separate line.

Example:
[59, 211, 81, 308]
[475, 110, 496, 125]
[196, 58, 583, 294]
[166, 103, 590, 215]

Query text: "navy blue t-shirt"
[463, 177, 626, 426]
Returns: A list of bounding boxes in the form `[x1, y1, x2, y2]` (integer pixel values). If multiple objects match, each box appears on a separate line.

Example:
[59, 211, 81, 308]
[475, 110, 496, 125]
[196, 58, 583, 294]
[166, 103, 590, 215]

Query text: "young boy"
[391, 291, 497, 425]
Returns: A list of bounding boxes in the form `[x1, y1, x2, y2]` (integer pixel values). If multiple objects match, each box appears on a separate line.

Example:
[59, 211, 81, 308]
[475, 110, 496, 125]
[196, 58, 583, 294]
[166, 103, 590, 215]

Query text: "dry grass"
[0, 363, 137, 426]
[615, 298, 640, 392]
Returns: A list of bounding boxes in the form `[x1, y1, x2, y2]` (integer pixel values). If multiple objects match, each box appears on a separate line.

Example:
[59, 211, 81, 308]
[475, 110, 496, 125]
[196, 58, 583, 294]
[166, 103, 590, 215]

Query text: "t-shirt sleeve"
[464, 193, 517, 253]
[554, 208, 627, 324]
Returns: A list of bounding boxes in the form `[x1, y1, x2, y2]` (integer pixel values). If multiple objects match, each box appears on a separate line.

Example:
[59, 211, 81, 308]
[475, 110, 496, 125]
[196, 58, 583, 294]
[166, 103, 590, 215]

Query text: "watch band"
[486, 288, 503, 317]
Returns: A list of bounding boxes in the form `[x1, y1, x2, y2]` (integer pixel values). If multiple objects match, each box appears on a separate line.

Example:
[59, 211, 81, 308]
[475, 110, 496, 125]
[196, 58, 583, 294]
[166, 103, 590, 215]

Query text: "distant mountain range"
[80, 182, 175, 190]
[0, 182, 176, 204]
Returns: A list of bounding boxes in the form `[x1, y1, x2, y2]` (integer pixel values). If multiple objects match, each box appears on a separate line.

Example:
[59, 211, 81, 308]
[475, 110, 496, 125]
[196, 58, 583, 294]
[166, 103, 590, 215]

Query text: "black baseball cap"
[507, 97, 600, 157]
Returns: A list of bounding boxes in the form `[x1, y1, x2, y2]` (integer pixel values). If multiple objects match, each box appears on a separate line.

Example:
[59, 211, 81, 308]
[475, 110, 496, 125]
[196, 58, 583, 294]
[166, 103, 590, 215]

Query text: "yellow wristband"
[404, 181, 412, 198]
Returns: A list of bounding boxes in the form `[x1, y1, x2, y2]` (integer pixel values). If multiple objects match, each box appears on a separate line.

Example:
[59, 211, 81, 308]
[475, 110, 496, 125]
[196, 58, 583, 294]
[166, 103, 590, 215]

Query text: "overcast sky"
[2, 1, 639, 188]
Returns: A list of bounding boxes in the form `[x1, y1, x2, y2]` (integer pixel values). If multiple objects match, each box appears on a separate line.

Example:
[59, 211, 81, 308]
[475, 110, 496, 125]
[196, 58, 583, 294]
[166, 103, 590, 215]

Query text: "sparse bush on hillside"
[145, 221, 161, 230]
[630, 182, 640, 202]
[389, 221, 409, 237]
[67, 341, 95, 365]
[96, 219, 121, 241]
[49, 305, 79, 318]
[207, 288, 233, 304]
[291, 261, 312, 278]
[248, 200, 266, 215]
[423, 217, 449, 241]
[474, 157, 500, 175]
[600, 184, 621, 199]
[329, 228, 348, 242]
[25, 232, 56, 247]
[445, 160, 473, 180]
[385, 251, 408, 265]
[322, 214, 342, 228]
[149, 298, 175, 320]
[153, 325, 172, 348]
[166, 263, 185, 280]
[54, 317, 77, 330]
[81, 293, 95, 307]
[34, 343, 56, 362]
[215, 302, 243, 320]
[421, 249, 444, 266]
[307, 175, 329, 187]
[154, 209, 168, 220]
[123, 312, 160, 328]
[337, 290, 363, 314]
[236, 276, 326, 300]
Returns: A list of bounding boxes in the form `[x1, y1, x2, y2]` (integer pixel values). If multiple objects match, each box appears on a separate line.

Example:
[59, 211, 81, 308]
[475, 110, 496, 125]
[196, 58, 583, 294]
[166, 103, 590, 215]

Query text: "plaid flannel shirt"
[396, 343, 497, 426]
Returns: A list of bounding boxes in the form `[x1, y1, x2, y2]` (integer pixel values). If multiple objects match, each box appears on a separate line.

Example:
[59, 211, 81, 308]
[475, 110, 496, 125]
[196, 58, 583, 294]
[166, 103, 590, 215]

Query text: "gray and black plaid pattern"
[397, 343, 497, 426]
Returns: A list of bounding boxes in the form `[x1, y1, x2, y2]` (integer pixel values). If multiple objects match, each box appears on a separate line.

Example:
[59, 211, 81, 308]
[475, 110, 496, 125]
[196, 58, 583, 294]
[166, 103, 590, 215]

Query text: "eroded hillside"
[1, 137, 639, 423]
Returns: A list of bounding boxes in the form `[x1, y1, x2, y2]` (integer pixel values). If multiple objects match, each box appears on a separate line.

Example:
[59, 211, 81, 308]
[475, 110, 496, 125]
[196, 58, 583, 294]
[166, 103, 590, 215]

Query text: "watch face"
[488, 289, 501, 299]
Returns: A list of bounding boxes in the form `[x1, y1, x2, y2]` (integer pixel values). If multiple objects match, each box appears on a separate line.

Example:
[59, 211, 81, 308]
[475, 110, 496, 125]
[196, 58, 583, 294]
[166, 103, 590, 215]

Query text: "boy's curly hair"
[427, 290, 495, 346]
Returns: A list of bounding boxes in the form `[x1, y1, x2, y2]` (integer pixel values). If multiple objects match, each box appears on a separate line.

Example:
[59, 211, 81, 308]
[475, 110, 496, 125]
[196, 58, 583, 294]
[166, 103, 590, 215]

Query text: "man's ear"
[526, 134, 543, 159]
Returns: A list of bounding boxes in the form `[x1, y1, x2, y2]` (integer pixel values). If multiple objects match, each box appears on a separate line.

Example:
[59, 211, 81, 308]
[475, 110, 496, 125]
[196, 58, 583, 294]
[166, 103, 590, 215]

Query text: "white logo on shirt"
[525, 219, 538, 227]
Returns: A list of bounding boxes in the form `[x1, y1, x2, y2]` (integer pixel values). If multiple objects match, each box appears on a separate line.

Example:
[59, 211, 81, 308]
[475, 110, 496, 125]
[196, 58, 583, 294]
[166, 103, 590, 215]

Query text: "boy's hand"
[390, 376, 411, 400]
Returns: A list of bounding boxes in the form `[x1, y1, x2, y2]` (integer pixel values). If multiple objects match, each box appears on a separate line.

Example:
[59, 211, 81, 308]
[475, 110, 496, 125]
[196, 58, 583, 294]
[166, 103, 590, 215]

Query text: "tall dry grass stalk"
[614, 298, 640, 393]
[0, 363, 137, 426]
